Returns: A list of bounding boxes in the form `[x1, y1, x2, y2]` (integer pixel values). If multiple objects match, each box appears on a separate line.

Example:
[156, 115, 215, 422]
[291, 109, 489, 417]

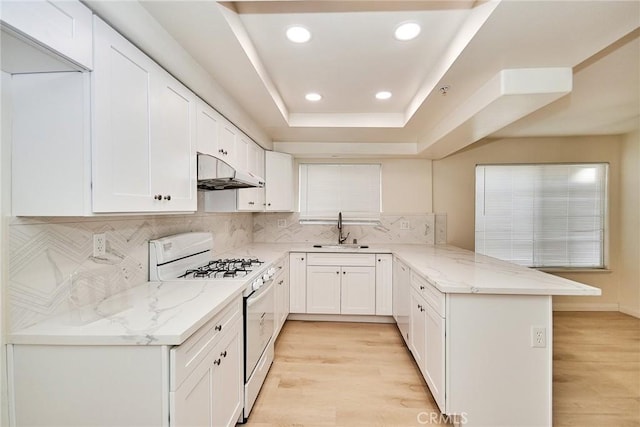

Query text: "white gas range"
[149, 232, 276, 422]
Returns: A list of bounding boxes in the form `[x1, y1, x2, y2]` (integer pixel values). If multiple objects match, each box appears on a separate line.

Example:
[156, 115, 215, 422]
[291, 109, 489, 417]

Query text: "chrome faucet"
[338, 212, 350, 244]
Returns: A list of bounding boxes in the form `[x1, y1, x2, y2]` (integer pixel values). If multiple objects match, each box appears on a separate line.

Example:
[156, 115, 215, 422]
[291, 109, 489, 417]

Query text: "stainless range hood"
[197, 153, 264, 190]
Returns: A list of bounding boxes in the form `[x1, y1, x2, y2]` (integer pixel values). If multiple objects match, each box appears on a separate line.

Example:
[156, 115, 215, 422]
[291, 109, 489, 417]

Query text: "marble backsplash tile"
[8, 210, 252, 332]
[253, 212, 446, 245]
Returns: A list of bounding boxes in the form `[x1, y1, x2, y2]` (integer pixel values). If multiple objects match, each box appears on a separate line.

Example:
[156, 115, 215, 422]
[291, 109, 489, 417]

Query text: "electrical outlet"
[277, 219, 287, 228]
[531, 327, 546, 348]
[400, 221, 410, 230]
[93, 233, 106, 257]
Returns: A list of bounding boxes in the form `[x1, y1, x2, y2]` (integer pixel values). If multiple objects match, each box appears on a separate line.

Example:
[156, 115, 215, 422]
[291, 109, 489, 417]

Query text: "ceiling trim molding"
[217, 2, 290, 123]
[273, 141, 418, 158]
[288, 113, 406, 128]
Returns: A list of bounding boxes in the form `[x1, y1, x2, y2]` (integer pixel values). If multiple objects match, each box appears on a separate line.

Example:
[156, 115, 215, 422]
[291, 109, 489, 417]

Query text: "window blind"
[299, 163, 381, 222]
[475, 164, 607, 268]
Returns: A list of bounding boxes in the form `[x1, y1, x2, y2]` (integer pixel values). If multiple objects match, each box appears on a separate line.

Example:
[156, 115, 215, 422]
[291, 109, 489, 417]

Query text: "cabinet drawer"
[170, 297, 241, 391]
[307, 253, 375, 266]
[411, 271, 445, 317]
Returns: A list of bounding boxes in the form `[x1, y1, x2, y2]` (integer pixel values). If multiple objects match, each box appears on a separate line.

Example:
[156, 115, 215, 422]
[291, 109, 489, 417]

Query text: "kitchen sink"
[312, 244, 369, 249]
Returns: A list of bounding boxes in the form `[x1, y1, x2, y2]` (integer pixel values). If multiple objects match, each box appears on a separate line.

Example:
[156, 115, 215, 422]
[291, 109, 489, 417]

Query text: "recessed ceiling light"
[286, 26, 311, 43]
[394, 22, 421, 41]
[375, 91, 392, 100]
[305, 93, 322, 102]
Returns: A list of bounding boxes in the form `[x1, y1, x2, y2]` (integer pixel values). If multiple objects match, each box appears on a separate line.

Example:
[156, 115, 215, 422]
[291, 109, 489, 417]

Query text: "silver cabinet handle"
[220, 351, 227, 358]
[213, 359, 221, 366]
[163, 195, 171, 201]
[154, 194, 162, 200]
[214, 324, 222, 332]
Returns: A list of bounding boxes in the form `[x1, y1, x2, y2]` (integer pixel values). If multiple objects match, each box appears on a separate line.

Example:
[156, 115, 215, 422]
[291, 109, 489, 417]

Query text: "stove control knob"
[268, 267, 276, 276]
[262, 273, 271, 281]
[252, 279, 263, 291]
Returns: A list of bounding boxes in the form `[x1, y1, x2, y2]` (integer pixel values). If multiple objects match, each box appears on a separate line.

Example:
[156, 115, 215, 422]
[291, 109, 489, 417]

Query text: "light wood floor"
[245, 312, 640, 427]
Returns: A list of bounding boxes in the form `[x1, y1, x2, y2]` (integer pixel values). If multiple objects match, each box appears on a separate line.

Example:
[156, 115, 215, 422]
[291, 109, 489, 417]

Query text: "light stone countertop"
[9, 242, 600, 346]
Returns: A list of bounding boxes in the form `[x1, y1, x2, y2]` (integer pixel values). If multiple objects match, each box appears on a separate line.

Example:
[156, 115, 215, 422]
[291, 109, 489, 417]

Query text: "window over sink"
[299, 163, 381, 224]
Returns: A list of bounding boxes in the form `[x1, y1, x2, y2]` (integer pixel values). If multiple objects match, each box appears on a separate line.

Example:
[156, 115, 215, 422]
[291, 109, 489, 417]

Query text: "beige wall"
[294, 158, 433, 214]
[619, 130, 640, 317]
[433, 135, 623, 310]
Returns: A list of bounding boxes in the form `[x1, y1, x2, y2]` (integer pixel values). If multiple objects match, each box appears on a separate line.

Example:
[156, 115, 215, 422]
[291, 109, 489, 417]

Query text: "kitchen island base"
[444, 294, 552, 427]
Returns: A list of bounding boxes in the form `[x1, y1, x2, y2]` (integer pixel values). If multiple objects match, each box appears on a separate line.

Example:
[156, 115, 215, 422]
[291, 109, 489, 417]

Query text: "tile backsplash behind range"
[8, 211, 252, 332]
[253, 212, 446, 245]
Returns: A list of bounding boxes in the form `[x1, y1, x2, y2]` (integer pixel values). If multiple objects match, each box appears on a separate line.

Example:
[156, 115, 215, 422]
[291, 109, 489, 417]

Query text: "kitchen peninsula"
[8, 243, 599, 427]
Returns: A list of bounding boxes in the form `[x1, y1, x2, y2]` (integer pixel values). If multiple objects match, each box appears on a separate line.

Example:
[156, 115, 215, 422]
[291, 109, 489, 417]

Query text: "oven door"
[245, 279, 275, 380]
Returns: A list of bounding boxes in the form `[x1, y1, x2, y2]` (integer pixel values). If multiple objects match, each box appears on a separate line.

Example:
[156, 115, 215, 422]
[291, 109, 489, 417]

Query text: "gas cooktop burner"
[178, 258, 264, 279]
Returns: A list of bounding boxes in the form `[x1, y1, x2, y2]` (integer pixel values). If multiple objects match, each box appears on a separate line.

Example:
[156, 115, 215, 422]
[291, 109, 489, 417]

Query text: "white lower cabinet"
[409, 272, 446, 413]
[305, 253, 376, 315]
[423, 298, 445, 411]
[409, 288, 427, 373]
[9, 298, 244, 427]
[393, 257, 411, 345]
[375, 254, 393, 315]
[289, 253, 307, 314]
[171, 317, 242, 427]
[273, 256, 290, 338]
[340, 266, 376, 315]
[306, 265, 342, 314]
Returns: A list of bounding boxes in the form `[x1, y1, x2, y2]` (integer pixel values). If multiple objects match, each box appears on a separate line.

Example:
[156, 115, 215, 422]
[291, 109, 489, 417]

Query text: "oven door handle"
[246, 279, 274, 307]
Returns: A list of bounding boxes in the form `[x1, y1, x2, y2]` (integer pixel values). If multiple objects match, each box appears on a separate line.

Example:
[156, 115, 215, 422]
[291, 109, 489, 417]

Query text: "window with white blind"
[299, 163, 381, 223]
[475, 163, 607, 268]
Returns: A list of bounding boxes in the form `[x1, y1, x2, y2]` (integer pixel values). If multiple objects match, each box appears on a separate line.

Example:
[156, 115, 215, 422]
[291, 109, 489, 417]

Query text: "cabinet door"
[424, 305, 446, 412]
[150, 73, 197, 212]
[1, 0, 93, 69]
[375, 254, 393, 315]
[265, 151, 294, 211]
[237, 188, 264, 212]
[171, 356, 213, 427]
[235, 133, 249, 171]
[196, 100, 220, 156]
[273, 271, 288, 338]
[218, 120, 237, 167]
[92, 17, 156, 212]
[409, 289, 426, 376]
[341, 266, 376, 315]
[248, 142, 265, 178]
[212, 320, 243, 427]
[306, 266, 341, 314]
[289, 253, 307, 313]
[393, 258, 411, 345]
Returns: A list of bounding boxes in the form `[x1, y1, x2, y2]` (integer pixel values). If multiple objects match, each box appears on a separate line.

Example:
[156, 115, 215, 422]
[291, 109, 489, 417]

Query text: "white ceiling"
[140, 0, 640, 159]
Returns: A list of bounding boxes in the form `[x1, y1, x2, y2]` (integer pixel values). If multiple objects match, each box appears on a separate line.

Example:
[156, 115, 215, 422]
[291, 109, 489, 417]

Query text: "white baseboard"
[552, 302, 619, 312]
[287, 314, 395, 324]
[619, 306, 640, 319]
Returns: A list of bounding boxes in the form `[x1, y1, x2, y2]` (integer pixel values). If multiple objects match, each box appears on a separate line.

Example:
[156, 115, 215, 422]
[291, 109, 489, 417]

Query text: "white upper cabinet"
[218, 118, 237, 168]
[150, 72, 197, 211]
[195, 99, 220, 156]
[235, 132, 249, 171]
[11, 72, 92, 216]
[247, 142, 265, 179]
[265, 151, 294, 212]
[92, 17, 196, 213]
[237, 140, 266, 212]
[0, 0, 93, 70]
